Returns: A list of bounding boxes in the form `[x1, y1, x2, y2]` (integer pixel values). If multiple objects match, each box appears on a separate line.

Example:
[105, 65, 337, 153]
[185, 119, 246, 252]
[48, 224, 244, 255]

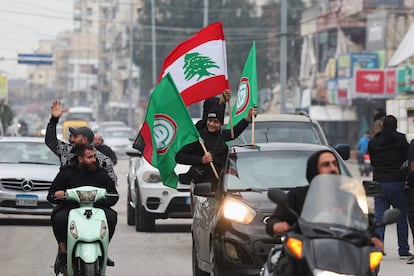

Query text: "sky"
[0, 0, 74, 79]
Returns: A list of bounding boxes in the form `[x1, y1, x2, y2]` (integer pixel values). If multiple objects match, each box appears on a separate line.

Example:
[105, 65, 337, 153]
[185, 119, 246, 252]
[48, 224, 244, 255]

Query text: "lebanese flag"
[158, 21, 229, 106]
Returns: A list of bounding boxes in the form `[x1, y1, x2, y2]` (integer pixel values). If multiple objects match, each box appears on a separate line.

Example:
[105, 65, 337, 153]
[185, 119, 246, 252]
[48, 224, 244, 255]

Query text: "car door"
[192, 183, 219, 264]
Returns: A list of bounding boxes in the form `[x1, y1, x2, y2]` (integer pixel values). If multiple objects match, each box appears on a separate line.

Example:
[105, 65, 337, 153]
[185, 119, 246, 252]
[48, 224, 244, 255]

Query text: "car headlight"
[223, 197, 256, 224]
[142, 171, 162, 183]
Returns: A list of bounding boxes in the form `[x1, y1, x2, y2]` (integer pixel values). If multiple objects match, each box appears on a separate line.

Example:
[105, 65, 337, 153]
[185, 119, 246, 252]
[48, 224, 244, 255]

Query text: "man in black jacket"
[176, 105, 256, 185]
[368, 114, 411, 258]
[47, 144, 119, 270]
[266, 150, 383, 275]
[93, 133, 118, 165]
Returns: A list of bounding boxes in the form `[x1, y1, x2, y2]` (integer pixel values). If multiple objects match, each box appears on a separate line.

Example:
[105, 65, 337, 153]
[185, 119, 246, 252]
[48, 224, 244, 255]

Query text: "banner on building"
[337, 53, 379, 79]
[354, 69, 396, 96]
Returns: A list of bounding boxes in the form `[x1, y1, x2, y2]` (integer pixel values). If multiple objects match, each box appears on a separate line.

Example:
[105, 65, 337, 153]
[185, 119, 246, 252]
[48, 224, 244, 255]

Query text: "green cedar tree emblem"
[183, 52, 220, 81]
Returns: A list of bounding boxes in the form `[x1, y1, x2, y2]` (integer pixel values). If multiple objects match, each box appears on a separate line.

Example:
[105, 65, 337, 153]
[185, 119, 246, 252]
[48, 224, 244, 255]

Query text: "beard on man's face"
[80, 161, 97, 171]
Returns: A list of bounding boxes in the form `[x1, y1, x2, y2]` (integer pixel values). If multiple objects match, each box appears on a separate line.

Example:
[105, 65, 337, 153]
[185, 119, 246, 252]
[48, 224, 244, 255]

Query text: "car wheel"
[135, 193, 155, 232]
[210, 241, 223, 276]
[192, 239, 208, 276]
[126, 187, 135, 226]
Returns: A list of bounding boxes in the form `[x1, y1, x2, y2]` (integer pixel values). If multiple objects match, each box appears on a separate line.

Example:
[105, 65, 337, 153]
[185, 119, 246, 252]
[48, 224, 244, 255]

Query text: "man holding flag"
[175, 104, 256, 185]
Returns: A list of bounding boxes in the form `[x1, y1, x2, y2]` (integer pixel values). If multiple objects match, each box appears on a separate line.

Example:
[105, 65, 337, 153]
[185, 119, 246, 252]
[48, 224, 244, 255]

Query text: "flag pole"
[199, 138, 219, 180]
[227, 94, 235, 139]
[251, 108, 255, 145]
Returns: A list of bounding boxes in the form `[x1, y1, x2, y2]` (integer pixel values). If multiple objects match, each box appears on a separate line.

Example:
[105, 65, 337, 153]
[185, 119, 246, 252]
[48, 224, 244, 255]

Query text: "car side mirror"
[193, 182, 215, 197]
[363, 180, 381, 196]
[125, 146, 142, 157]
[334, 144, 350, 160]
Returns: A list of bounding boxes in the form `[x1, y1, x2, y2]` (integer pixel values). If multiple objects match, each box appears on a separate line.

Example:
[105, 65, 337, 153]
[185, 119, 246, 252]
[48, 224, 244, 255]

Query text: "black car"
[191, 142, 351, 276]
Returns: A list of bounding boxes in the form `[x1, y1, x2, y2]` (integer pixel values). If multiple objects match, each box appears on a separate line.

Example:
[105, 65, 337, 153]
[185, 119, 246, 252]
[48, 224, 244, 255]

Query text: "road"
[0, 158, 412, 275]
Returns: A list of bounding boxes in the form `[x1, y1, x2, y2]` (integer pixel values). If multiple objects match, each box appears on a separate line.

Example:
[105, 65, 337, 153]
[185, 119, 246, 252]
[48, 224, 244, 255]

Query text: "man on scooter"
[47, 144, 119, 273]
[265, 149, 384, 275]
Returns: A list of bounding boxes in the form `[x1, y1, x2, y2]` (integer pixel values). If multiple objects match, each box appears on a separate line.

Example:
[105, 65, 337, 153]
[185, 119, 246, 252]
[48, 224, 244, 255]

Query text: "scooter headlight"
[69, 221, 78, 239]
[77, 190, 97, 203]
[100, 220, 108, 239]
[223, 197, 256, 224]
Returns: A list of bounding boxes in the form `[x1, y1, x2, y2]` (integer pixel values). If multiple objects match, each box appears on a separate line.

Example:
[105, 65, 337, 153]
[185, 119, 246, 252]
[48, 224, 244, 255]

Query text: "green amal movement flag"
[230, 42, 258, 125]
[137, 73, 200, 188]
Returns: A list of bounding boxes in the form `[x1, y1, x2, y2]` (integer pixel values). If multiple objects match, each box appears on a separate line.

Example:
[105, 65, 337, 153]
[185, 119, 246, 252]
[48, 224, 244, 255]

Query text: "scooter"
[260, 174, 400, 276]
[54, 186, 118, 276]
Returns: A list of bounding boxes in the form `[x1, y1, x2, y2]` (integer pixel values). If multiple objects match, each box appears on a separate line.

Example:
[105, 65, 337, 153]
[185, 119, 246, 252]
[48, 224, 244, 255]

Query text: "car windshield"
[301, 174, 369, 231]
[228, 121, 325, 146]
[223, 149, 348, 191]
[0, 142, 60, 165]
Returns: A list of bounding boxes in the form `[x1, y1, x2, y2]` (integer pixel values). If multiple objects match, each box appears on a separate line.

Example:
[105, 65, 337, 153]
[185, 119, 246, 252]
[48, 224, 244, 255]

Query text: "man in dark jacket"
[45, 101, 117, 184]
[368, 114, 411, 258]
[404, 139, 414, 264]
[93, 133, 118, 165]
[176, 105, 256, 185]
[266, 150, 383, 275]
[47, 144, 119, 270]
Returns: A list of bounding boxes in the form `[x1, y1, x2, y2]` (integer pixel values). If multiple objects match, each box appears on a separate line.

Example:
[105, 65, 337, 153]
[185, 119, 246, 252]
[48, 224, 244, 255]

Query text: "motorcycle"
[54, 186, 118, 276]
[357, 153, 372, 177]
[260, 174, 400, 276]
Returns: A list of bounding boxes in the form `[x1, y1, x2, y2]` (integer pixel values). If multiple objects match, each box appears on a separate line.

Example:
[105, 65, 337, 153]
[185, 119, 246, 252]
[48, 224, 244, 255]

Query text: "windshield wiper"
[228, 188, 266, 193]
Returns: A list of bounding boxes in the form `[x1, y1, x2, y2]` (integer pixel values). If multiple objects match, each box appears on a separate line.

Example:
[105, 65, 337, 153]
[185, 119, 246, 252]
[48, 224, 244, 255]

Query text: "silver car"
[0, 137, 60, 215]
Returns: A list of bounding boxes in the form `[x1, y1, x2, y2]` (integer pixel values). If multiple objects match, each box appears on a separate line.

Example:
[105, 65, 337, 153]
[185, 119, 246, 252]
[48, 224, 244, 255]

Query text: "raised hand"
[51, 101, 67, 118]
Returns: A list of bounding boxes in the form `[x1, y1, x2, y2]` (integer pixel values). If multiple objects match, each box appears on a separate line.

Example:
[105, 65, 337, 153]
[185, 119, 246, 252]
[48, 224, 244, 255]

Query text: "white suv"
[126, 147, 192, 232]
[227, 113, 350, 160]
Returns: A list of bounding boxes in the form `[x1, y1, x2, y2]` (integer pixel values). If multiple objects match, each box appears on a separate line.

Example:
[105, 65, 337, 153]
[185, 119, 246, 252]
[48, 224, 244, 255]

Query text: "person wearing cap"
[175, 104, 256, 185]
[45, 101, 117, 184]
[194, 89, 231, 130]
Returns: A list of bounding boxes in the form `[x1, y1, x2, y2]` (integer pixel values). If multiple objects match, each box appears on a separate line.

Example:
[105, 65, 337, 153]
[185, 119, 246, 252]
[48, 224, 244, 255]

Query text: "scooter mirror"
[380, 208, 401, 226]
[267, 188, 298, 219]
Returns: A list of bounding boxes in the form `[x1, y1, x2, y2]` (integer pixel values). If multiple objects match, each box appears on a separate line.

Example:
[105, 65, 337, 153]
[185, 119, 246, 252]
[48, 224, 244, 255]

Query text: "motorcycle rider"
[265, 149, 383, 275]
[45, 100, 117, 184]
[47, 144, 119, 272]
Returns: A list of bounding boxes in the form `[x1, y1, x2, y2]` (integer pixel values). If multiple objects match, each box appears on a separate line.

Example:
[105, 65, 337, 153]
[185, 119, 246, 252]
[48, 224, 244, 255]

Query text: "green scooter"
[55, 186, 117, 276]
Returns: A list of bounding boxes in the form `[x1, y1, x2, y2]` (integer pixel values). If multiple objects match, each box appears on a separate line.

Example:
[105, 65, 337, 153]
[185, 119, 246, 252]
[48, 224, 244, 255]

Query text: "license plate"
[16, 194, 38, 207]
[186, 196, 191, 205]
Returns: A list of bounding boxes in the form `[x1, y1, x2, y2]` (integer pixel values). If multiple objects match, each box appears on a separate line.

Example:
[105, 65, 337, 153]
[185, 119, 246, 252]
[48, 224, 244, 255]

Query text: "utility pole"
[151, 0, 156, 87]
[280, 0, 287, 113]
[203, 0, 208, 27]
[127, 0, 134, 127]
